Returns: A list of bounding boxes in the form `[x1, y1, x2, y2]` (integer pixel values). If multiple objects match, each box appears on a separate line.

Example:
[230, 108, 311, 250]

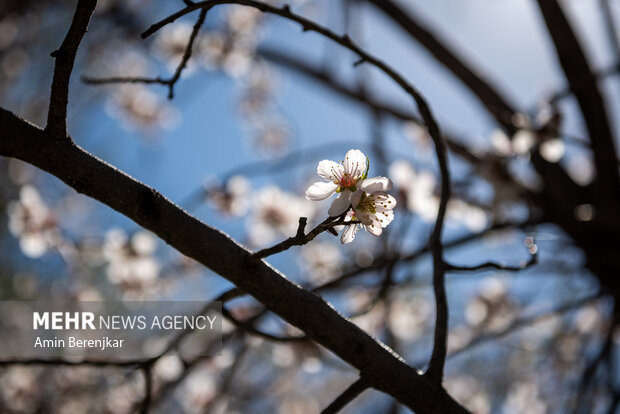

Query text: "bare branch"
[84, 6, 209, 99]
[46, 0, 97, 139]
[535, 0, 620, 206]
[321, 377, 369, 414]
[446, 250, 538, 273]
[365, 0, 519, 133]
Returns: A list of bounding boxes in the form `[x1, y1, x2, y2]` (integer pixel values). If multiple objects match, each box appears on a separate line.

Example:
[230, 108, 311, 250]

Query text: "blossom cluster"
[306, 149, 396, 244]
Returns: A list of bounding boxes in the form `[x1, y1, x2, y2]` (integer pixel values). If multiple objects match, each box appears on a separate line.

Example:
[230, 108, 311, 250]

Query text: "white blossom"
[7, 185, 60, 258]
[340, 191, 397, 244]
[248, 186, 314, 246]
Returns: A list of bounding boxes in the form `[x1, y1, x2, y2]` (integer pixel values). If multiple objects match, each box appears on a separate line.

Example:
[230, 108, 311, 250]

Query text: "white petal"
[373, 194, 397, 211]
[328, 192, 353, 216]
[317, 160, 343, 181]
[343, 149, 367, 178]
[340, 223, 358, 244]
[305, 182, 338, 201]
[365, 218, 383, 236]
[360, 176, 393, 193]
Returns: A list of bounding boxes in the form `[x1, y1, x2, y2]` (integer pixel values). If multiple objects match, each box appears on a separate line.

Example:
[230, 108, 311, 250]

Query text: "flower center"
[355, 193, 377, 214]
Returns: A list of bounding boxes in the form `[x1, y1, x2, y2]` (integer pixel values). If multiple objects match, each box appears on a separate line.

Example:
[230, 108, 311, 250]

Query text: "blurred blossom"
[272, 343, 296, 367]
[106, 376, 144, 414]
[465, 276, 517, 332]
[566, 153, 595, 186]
[226, 5, 263, 36]
[153, 21, 198, 74]
[389, 160, 488, 230]
[252, 118, 292, 155]
[8, 158, 36, 184]
[239, 62, 278, 116]
[103, 228, 161, 297]
[0, 19, 18, 50]
[8, 185, 60, 258]
[299, 241, 342, 284]
[572, 304, 602, 335]
[248, 186, 314, 246]
[403, 122, 432, 153]
[539, 139, 565, 163]
[2, 47, 29, 79]
[512, 129, 535, 155]
[106, 84, 181, 131]
[176, 368, 217, 413]
[444, 375, 491, 414]
[199, 30, 253, 77]
[388, 295, 431, 342]
[490, 129, 513, 156]
[153, 355, 184, 382]
[503, 380, 547, 414]
[279, 395, 321, 414]
[0, 366, 39, 412]
[208, 175, 251, 216]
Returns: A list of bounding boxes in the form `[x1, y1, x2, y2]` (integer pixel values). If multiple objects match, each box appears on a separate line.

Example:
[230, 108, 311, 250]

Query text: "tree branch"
[46, 0, 97, 139]
[83, 7, 209, 99]
[252, 216, 360, 259]
[535, 0, 620, 208]
[365, 0, 519, 133]
[321, 377, 369, 414]
[0, 107, 468, 414]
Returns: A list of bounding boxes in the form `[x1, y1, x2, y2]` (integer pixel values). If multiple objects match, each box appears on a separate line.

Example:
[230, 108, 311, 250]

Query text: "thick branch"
[365, 0, 519, 133]
[46, 0, 97, 139]
[535, 0, 620, 208]
[0, 107, 468, 414]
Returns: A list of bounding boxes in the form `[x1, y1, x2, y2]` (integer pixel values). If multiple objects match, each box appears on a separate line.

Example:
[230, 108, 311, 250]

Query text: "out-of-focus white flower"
[208, 175, 251, 216]
[340, 191, 396, 244]
[444, 375, 491, 414]
[566, 153, 595, 186]
[503, 380, 547, 414]
[226, 5, 262, 36]
[539, 138, 565, 163]
[0, 366, 39, 412]
[239, 63, 277, 116]
[7, 185, 60, 258]
[176, 369, 217, 413]
[300, 241, 342, 284]
[153, 22, 197, 74]
[388, 295, 431, 341]
[103, 229, 160, 296]
[198, 31, 253, 78]
[106, 84, 180, 131]
[389, 160, 487, 231]
[252, 118, 291, 155]
[248, 186, 314, 246]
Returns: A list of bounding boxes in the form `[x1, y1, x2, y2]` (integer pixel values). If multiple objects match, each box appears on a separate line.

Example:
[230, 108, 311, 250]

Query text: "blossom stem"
[252, 215, 360, 260]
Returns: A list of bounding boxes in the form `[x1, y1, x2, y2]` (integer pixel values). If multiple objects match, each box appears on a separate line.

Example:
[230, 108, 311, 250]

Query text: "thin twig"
[252, 216, 360, 259]
[321, 377, 369, 414]
[46, 0, 97, 139]
[83, 7, 209, 99]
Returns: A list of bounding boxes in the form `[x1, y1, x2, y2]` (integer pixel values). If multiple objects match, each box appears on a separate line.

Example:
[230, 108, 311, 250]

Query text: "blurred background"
[0, 0, 619, 412]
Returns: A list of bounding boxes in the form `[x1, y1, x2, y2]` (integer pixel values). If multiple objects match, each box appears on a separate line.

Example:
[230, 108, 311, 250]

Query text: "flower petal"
[328, 192, 352, 216]
[343, 149, 366, 178]
[365, 218, 383, 236]
[360, 176, 393, 193]
[373, 194, 397, 211]
[317, 160, 343, 181]
[305, 181, 338, 201]
[340, 222, 358, 244]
